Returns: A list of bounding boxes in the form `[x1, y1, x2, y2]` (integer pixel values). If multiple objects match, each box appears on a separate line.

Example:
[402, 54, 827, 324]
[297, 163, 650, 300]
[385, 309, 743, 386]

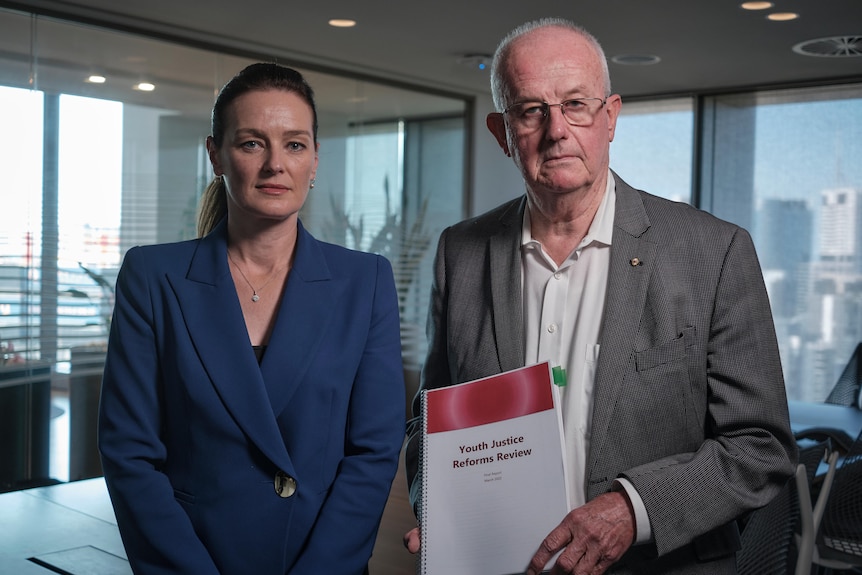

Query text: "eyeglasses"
[503, 97, 607, 130]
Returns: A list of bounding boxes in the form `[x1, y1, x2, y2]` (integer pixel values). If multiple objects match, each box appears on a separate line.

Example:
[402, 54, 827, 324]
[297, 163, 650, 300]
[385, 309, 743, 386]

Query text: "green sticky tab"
[552, 366, 567, 387]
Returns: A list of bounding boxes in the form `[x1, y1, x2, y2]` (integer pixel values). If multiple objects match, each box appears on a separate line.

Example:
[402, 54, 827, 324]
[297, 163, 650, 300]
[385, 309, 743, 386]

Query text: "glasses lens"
[561, 100, 595, 126]
[507, 99, 603, 129]
[510, 102, 547, 129]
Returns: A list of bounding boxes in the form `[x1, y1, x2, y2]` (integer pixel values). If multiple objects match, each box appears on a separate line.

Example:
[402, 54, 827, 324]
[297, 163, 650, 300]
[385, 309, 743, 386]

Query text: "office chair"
[811, 428, 862, 572]
[825, 343, 862, 409]
[737, 440, 829, 575]
[791, 440, 834, 575]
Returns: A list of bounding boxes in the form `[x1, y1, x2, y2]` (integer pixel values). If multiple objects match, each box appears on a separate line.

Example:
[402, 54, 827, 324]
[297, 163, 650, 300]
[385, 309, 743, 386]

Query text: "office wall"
[470, 93, 524, 217]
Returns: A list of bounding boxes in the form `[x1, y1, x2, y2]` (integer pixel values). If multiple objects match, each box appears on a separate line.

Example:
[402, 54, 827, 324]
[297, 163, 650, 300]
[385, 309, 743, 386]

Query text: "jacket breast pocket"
[631, 326, 704, 444]
[634, 326, 697, 373]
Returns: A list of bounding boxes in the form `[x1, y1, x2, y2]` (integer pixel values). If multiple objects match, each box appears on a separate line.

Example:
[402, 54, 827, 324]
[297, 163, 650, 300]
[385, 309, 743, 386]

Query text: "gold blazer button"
[274, 471, 297, 498]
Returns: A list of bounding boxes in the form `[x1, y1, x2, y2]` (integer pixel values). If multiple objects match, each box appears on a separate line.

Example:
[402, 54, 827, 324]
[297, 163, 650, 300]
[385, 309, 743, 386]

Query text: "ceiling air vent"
[792, 36, 862, 58]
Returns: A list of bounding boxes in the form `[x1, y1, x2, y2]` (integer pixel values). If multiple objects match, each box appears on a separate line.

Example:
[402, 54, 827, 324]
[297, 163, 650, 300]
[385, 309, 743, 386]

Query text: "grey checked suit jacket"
[405, 172, 796, 574]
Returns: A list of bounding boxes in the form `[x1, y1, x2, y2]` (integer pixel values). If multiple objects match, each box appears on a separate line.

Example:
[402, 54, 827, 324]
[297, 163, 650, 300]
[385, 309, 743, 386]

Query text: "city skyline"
[3, 85, 862, 404]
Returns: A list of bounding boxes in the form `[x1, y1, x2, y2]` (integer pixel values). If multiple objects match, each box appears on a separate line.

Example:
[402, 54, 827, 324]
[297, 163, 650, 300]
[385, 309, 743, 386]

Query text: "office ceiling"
[2, 0, 861, 118]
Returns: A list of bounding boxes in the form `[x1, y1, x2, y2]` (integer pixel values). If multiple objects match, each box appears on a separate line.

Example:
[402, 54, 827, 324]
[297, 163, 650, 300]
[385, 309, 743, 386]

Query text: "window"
[614, 86, 862, 402]
[0, 7, 467, 490]
[307, 116, 465, 370]
[702, 85, 862, 402]
[612, 98, 694, 204]
[3, 6, 860, 494]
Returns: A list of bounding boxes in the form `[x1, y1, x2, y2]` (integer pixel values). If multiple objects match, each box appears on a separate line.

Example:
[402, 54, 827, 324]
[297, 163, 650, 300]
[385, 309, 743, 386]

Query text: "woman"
[98, 63, 405, 574]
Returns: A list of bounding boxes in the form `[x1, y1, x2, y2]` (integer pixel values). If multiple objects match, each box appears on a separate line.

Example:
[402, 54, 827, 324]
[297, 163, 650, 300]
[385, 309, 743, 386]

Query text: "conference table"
[0, 478, 131, 574]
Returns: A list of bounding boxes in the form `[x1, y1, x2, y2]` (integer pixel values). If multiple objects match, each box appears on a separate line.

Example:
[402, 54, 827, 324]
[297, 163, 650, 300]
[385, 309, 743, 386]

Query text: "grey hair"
[489, 18, 612, 111]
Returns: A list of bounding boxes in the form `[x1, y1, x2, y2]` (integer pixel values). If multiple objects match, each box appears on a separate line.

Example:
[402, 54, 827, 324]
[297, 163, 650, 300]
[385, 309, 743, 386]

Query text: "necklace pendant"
[251, 293, 260, 303]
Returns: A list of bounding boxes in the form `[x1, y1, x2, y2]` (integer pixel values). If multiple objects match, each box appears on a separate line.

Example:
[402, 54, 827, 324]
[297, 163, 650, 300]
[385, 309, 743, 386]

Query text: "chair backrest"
[798, 440, 829, 487]
[816, 428, 862, 566]
[737, 441, 827, 575]
[825, 342, 862, 409]
[795, 440, 831, 575]
[737, 479, 797, 575]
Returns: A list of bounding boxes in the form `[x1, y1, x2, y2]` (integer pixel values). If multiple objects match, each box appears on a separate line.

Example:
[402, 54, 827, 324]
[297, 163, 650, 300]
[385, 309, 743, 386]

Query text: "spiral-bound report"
[418, 361, 570, 575]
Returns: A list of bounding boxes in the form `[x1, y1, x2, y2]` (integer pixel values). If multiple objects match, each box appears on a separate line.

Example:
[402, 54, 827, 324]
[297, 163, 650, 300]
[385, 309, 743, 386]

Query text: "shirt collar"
[521, 169, 616, 248]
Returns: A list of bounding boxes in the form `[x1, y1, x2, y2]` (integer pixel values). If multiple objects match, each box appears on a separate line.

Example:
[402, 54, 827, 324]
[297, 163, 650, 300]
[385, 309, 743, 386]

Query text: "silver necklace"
[227, 252, 283, 303]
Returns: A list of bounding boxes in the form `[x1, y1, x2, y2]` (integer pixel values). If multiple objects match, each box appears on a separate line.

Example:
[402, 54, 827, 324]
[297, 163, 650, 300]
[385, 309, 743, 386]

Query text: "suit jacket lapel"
[260, 224, 334, 415]
[588, 174, 656, 477]
[490, 197, 527, 372]
[168, 219, 294, 474]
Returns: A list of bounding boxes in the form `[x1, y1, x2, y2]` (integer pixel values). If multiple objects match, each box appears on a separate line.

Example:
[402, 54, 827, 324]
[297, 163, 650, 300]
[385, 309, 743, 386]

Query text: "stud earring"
[310, 178, 316, 189]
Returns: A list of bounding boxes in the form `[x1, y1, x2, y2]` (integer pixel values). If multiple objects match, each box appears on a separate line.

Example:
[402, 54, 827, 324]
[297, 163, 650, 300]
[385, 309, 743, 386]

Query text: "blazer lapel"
[167, 219, 293, 474]
[490, 197, 527, 372]
[260, 224, 335, 415]
[588, 174, 656, 476]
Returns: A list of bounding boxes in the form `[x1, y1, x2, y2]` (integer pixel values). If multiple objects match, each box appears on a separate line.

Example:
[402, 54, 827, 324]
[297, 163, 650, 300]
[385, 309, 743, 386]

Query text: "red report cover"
[419, 361, 570, 575]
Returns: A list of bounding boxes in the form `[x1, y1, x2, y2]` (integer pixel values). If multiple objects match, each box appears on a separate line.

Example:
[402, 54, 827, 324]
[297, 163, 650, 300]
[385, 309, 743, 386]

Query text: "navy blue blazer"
[98, 219, 405, 574]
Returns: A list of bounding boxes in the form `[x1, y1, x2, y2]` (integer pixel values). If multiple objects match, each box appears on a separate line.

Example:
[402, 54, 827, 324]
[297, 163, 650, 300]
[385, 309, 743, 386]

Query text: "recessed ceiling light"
[767, 12, 799, 21]
[86, 75, 106, 84]
[741, 2, 773, 10]
[328, 19, 356, 28]
[134, 82, 155, 92]
[611, 54, 661, 66]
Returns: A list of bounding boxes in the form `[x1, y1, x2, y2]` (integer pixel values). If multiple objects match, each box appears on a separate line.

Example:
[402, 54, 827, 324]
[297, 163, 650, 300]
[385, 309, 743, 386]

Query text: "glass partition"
[0, 7, 468, 490]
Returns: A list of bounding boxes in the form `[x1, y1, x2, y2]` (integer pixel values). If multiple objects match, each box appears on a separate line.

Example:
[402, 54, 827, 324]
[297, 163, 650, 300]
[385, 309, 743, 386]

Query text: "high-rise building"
[756, 198, 813, 319]
[802, 187, 862, 400]
[758, 198, 813, 271]
[820, 187, 862, 273]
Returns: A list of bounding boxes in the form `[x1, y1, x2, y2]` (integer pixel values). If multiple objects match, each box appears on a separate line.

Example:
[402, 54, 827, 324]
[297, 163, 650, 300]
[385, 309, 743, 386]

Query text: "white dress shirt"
[521, 171, 651, 544]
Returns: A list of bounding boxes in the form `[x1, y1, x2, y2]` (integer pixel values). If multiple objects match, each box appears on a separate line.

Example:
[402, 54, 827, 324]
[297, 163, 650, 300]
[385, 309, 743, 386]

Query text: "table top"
[0, 478, 131, 574]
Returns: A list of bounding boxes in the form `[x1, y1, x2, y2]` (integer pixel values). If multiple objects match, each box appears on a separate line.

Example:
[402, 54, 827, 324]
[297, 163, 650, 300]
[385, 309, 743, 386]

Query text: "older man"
[404, 17, 796, 575]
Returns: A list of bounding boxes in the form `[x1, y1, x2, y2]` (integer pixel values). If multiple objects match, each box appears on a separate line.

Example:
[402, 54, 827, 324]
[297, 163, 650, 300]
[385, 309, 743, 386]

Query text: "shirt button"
[554, 272, 561, 280]
[274, 471, 297, 498]
[547, 323, 557, 333]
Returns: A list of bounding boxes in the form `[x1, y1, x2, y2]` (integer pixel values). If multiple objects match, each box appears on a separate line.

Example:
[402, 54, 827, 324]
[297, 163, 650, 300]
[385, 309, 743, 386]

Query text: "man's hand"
[403, 527, 421, 554]
[526, 491, 635, 575]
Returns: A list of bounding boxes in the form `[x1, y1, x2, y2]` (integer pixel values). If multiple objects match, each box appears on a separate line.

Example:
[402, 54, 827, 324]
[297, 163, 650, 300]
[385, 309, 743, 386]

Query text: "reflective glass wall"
[700, 85, 862, 403]
[0, 7, 468, 491]
[2, 4, 861, 496]
[612, 85, 862, 404]
[612, 97, 694, 204]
